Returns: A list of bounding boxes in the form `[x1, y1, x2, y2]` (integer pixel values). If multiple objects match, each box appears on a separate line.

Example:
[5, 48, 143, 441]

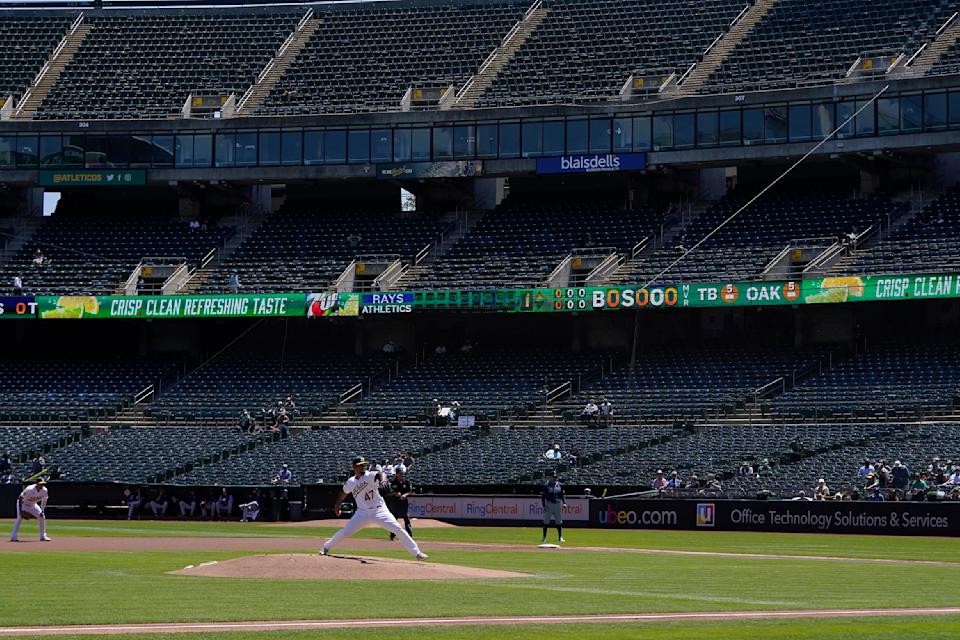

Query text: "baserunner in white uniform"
[321, 457, 427, 560]
[10, 479, 51, 542]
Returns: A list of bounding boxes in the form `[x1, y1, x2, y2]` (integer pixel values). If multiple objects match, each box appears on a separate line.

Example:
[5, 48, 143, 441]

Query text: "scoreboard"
[0, 297, 37, 319]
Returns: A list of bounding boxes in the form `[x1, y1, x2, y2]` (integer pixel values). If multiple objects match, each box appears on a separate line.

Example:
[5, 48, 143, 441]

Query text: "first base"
[538, 543, 560, 549]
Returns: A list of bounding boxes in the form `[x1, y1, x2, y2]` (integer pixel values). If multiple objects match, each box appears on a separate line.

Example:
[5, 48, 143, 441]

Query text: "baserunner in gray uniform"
[541, 469, 566, 544]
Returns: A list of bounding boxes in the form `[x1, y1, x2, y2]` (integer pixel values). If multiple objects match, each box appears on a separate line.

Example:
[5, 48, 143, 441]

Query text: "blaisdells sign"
[39, 170, 146, 187]
[37, 294, 304, 319]
[409, 495, 589, 522]
[536, 153, 646, 174]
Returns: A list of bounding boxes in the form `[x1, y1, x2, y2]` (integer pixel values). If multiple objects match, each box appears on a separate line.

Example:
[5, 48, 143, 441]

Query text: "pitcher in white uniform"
[321, 457, 427, 560]
[10, 479, 51, 542]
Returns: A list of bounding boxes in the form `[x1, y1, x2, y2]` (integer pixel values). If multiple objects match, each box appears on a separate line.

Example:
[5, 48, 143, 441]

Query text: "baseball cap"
[35, 478, 47, 486]
[352, 456, 369, 466]
[547, 469, 557, 476]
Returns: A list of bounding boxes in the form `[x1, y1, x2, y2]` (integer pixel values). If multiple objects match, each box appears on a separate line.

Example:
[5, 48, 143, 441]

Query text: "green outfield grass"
[2, 519, 959, 639]
[25, 618, 960, 640]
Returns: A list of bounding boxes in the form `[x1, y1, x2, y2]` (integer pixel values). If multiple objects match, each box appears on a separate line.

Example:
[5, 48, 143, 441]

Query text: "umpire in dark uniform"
[386, 466, 414, 540]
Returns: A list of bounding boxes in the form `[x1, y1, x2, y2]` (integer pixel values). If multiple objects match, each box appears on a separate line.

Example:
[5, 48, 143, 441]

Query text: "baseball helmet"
[352, 456, 369, 467]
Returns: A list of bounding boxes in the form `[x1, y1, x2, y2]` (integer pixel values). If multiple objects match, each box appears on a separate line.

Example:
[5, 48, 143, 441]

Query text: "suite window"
[348, 130, 370, 163]
[925, 93, 947, 131]
[543, 121, 564, 155]
[433, 126, 453, 160]
[718, 110, 740, 146]
[454, 125, 475, 158]
[411, 128, 430, 161]
[788, 104, 811, 142]
[521, 122, 542, 158]
[324, 130, 346, 163]
[371, 129, 392, 162]
[589, 118, 612, 153]
[900, 94, 922, 133]
[696, 111, 718, 147]
[764, 106, 787, 144]
[652, 115, 673, 150]
[304, 131, 323, 164]
[281, 131, 302, 165]
[613, 117, 632, 152]
[566, 120, 588, 154]
[477, 124, 498, 158]
[743, 108, 763, 145]
[499, 123, 520, 158]
[235, 132, 257, 166]
[259, 131, 281, 165]
[877, 97, 899, 135]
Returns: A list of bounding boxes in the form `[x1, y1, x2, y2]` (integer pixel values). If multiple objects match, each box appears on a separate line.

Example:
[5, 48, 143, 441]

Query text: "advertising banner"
[0, 296, 37, 319]
[377, 161, 482, 180]
[37, 294, 304, 319]
[804, 273, 960, 304]
[409, 495, 590, 522]
[39, 170, 147, 187]
[536, 153, 647, 174]
[590, 499, 960, 536]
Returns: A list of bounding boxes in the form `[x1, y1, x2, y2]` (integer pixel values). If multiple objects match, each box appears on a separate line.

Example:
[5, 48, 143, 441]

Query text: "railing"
[372, 258, 404, 290]
[905, 43, 927, 68]
[753, 377, 785, 402]
[456, 0, 539, 102]
[885, 53, 905, 74]
[845, 56, 863, 78]
[134, 384, 155, 405]
[16, 12, 84, 115]
[938, 11, 959, 37]
[677, 62, 697, 86]
[586, 252, 623, 283]
[415, 242, 432, 265]
[339, 383, 363, 404]
[332, 259, 356, 291]
[760, 244, 793, 276]
[730, 3, 750, 28]
[200, 247, 216, 269]
[631, 236, 650, 259]
[703, 33, 723, 57]
[546, 381, 571, 404]
[238, 9, 312, 112]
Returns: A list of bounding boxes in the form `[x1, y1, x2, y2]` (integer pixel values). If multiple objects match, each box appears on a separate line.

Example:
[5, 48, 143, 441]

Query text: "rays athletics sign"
[536, 153, 646, 174]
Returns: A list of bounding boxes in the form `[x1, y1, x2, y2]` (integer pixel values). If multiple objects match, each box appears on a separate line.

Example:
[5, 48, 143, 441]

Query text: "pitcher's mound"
[171, 553, 530, 581]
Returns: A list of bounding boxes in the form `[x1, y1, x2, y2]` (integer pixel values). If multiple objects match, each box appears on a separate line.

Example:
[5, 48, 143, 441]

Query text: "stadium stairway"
[234, 11, 321, 116]
[14, 14, 90, 120]
[178, 215, 268, 295]
[675, 0, 779, 95]
[454, 0, 549, 109]
[392, 209, 488, 290]
[901, 12, 960, 76]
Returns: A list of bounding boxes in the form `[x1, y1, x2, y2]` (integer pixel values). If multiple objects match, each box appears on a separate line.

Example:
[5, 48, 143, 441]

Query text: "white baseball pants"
[323, 505, 422, 557]
[10, 501, 45, 540]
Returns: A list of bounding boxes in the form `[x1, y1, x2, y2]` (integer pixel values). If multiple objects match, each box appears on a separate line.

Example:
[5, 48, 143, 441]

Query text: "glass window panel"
[348, 130, 370, 163]
[175, 135, 194, 167]
[79, 135, 104, 168]
[128, 135, 151, 168]
[877, 97, 899, 135]
[613, 117, 632, 152]
[477, 124, 498, 158]
[215, 134, 236, 167]
[674, 113, 695, 149]
[151, 135, 173, 167]
[925, 93, 947, 131]
[788, 104, 811, 142]
[633, 116, 651, 151]
[855, 99, 874, 137]
[543, 121, 564, 154]
[371, 129, 391, 162]
[236, 132, 257, 166]
[194, 134, 212, 167]
[324, 130, 346, 163]
[411, 128, 430, 161]
[521, 122, 542, 158]
[16, 135, 38, 168]
[281, 131, 301, 165]
[652, 115, 673, 150]
[39, 135, 62, 167]
[62, 134, 85, 167]
[566, 120, 588, 154]
[0, 136, 13, 167]
[813, 102, 834, 139]
[393, 129, 411, 162]
[259, 132, 281, 165]
[433, 126, 453, 160]
[900, 94, 922, 133]
[743, 108, 763, 144]
[589, 118, 611, 153]
[837, 101, 855, 139]
[453, 125, 475, 158]
[764, 106, 787, 143]
[696, 111, 718, 147]
[718, 111, 740, 146]
[303, 131, 323, 165]
[950, 91, 960, 129]
[499, 123, 520, 158]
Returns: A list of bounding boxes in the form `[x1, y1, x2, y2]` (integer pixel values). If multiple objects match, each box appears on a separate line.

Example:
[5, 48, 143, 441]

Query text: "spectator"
[858, 460, 875, 478]
[382, 459, 395, 478]
[0, 451, 11, 475]
[448, 401, 460, 425]
[867, 486, 886, 502]
[124, 487, 143, 520]
[652, 470, 668, 491]
[179, 490, 198, 517]
[273, 463, 293, 484]
[891, 460, 910, 491]
[789, 436, 805, 453]
[382, 339, 396, 354]
[666, 471, 683, 489]
[792, 490, 813, 501]
[685, 474, 701, 489]
[148, 489, 170, 517]
[875, 461, 891, 488]
[910, 474, 929, 501]
[941, 468, 960, 488]
[757, 458, 774, 477]
[0, 469, 15, 484]
[929, 457, 944, 475]
[459, 341, 474, 353]
[347, 233, 360, 249]
[567, 445, 579, 468]
[239, 409, 253, 433]
[272, 408, 290, 436]
[228, 273, 240, 294]
[188, 219, 200, 231]
[739, 462, 754, 476]
[813, 479, 830, 500]
[543, 444, 562, 462]
[580, 399, 600, 425]
[48, 464, 65, 481]
[284, 395, 298, 416]
[12, 275, 22, 295]
[599, 399, 614, 426]
[32, 249, 45, 267]
[215, 488, 234, 519]
[434, 343, 447, 355]
[703, 473, 722, 493]
[30, 453, 45, 476]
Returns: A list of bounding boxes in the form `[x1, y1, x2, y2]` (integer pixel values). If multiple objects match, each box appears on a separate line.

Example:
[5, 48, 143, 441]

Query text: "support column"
[249, 184, 273, 215]
[473, 177, 505, 210]
[698, 167, 728, 201]
[23, 187, 44, 216]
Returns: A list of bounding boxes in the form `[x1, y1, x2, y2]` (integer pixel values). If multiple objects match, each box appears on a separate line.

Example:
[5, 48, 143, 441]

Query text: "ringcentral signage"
[408, 495, 589, 522]
[536, 153, 647, 174]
